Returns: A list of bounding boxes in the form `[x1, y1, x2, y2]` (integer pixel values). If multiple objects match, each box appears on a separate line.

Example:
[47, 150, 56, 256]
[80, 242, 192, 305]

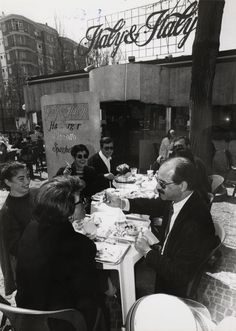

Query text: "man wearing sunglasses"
[88, 137, 117, 193]
[105, 157, 219, 298]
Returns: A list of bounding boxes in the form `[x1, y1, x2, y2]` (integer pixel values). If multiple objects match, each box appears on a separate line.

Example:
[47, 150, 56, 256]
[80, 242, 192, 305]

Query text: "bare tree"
[189, 0, 225, 172]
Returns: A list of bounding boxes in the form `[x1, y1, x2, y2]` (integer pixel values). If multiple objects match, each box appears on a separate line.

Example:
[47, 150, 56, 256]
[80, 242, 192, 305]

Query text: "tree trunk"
[190, 0, 225, 173]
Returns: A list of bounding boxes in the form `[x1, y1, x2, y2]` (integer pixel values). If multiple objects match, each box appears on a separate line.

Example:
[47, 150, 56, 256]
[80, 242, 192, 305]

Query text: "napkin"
[91, 207, 126, 224]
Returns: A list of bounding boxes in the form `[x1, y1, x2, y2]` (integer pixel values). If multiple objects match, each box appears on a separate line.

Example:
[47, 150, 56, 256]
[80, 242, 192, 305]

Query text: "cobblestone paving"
[198, 187, 236, 324]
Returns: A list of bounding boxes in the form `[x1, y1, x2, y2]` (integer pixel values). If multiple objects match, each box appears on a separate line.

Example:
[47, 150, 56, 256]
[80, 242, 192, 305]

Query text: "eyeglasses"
[104, 146, 114, 151]
[173, 144, 184, 151]
[74, 196, 86, 205]
[76, 154, 88, 159]
[155, 177, 175, 189]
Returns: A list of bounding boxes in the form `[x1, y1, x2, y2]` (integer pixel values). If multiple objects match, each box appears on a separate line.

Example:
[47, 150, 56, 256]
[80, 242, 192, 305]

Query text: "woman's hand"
[63, 165, 72, 175]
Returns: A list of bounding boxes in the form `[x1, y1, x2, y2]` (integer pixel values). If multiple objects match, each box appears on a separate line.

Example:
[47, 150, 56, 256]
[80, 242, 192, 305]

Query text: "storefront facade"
[24, 49, 236, 173]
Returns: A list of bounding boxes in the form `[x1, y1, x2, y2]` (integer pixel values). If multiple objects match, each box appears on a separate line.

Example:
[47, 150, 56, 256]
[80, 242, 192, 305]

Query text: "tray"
[95, 241, 130, 264]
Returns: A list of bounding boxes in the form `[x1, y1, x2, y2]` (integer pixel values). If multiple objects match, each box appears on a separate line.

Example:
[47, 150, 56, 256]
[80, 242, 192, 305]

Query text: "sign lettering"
[82, 1, 198, 59]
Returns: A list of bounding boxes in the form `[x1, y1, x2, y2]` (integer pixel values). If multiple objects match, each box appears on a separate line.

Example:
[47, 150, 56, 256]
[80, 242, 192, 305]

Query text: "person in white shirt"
[88, 137, 117, 193]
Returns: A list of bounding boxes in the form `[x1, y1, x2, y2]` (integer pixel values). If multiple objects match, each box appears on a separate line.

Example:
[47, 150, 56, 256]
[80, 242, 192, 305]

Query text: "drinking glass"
[130, 167, 138, 176]
[147, 169, 154, 180]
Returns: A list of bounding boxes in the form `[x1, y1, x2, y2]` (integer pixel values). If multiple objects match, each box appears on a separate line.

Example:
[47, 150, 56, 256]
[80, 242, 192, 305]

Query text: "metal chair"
[0, 302, 88, 331]
[209, 174, 225, 195]
[225, 166, 236, 197]
[186, 221, 226, 300]
[207, 192, 214, 210]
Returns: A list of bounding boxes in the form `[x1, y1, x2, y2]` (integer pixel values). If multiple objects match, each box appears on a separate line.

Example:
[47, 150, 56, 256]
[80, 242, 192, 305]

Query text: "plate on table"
[115, 175, 136, 184]
[95, 242, 130, 264]
[109, 221, 144, 242]
[92, 191, 105, 201]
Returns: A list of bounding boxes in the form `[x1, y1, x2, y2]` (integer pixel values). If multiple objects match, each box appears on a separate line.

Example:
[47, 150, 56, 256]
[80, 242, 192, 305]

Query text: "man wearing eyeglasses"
[88, 137, 117, 193]
[105, 157, 219, 298]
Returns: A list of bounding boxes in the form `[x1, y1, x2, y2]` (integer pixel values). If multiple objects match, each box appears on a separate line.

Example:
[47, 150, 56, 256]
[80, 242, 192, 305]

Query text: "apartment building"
[0, 14, 86, 131]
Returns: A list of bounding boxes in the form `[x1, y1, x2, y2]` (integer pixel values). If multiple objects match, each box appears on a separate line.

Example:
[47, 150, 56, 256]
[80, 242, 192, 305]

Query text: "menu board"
[41, 92, 101, 178]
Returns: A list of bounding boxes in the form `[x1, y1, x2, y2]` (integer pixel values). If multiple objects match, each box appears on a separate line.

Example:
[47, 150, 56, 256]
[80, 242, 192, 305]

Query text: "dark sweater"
[56, 163, 98, 198]
[16, 220, 101, 330]
[1, 188, 38, 257]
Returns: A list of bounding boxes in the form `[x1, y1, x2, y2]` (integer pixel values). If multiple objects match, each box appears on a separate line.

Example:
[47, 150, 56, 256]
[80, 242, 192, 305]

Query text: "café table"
[89, 191, 152, 326]
[86, 175, 158, 325]
[96, 242, 143, 326]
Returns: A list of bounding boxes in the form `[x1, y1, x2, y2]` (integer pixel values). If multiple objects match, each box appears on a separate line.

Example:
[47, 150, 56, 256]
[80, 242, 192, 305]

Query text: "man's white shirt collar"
[99, 150, 111, 172]
[172, 192, 193, 215]
[161, 192, 193, 254]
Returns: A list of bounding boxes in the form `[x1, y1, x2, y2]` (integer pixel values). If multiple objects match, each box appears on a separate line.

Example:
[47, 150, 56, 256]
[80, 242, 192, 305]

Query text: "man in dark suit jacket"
[106, 157, 219, 298]
[88, 137, 117, 193]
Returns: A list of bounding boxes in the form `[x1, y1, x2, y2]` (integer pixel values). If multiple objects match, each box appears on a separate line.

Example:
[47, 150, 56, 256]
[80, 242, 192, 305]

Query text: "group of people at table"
[0, 134, 230, 331]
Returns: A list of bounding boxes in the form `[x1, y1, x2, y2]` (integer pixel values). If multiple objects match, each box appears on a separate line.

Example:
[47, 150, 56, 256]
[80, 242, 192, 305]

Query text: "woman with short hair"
[0, 161, 37, 295]
[56, 144, 98, 200]
[16, 176, 108, 331]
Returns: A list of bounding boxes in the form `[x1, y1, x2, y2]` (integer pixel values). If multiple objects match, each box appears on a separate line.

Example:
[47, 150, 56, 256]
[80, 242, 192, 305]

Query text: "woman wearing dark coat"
[56, 144, 98, 198]
[16, 176, 108, 331]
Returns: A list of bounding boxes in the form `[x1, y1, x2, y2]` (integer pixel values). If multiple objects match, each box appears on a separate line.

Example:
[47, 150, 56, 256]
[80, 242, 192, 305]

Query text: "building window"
[1, 23, 6, 32]
[19, 51, 27, 60]
[12, 20, 24, 31]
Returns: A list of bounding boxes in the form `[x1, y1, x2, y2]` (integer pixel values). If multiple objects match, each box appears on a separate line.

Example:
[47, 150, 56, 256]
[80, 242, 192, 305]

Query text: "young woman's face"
[5, 168, 30, 197]
[74, 150, 89, 168]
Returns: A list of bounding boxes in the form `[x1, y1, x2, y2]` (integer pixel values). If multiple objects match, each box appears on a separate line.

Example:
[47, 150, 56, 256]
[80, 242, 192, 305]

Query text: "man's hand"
[135, 236, 151, 257]
[104, 191, 123, 208]
[104, 173, 115, 181]
[156, 155, 164, 164]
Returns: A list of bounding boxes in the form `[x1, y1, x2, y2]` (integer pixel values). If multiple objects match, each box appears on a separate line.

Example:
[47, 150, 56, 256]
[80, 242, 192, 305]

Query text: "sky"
[1, 0, 236, 55]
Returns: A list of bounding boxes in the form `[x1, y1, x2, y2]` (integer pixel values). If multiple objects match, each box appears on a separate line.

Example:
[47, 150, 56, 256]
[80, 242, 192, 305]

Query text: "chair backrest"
[0, 303, 87, 331]
[186, 222, 225, 299]
[213, 222, 226, 245]
[207, 193, 214, 210]
[209, 175, 224, 194]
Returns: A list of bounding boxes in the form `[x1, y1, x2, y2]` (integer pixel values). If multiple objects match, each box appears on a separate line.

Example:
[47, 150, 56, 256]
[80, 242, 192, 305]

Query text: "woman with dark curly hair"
[15, 176, 109, 331]
[56, 144, 98, 200]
